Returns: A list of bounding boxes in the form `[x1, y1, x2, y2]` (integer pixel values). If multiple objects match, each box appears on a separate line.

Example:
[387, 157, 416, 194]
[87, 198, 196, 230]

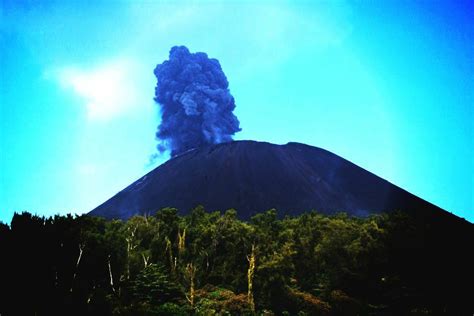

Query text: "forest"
[0, 207, 472, 315]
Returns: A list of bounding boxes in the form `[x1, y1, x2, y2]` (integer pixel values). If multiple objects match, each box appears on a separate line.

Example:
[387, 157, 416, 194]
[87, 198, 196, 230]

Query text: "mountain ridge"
[89, 140, 463, 222]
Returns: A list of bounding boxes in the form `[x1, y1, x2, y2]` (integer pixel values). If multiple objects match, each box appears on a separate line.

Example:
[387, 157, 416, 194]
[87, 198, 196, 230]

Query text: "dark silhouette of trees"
[0, 207, 472, 315]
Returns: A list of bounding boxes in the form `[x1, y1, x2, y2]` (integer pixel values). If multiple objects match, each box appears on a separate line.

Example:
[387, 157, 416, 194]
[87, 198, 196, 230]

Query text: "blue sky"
[1, 0, 472, 223]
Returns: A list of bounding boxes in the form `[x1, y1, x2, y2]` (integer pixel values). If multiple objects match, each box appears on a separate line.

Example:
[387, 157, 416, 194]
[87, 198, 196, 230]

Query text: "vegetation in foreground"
[0, 207, 472, 315]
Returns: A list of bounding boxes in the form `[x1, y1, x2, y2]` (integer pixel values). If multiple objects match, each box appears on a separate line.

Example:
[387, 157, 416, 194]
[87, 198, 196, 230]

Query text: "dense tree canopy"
[0, 207, 472, 315]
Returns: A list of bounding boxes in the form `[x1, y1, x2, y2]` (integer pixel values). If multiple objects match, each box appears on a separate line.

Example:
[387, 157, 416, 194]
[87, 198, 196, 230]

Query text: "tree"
[131, 264, 184, 306]
[247, 244, 256, 312]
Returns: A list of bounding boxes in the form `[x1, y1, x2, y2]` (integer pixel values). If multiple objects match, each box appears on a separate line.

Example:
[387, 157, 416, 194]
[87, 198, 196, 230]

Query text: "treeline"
[0, 207, 472, 315]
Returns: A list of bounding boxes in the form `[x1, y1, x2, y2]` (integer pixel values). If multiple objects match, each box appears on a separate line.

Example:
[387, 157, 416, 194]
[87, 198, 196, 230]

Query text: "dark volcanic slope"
[90, 140, 453, 220]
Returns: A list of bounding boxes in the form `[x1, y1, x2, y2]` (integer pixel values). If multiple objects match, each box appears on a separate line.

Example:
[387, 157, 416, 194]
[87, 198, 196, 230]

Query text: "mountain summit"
[89, 140, 452, 221]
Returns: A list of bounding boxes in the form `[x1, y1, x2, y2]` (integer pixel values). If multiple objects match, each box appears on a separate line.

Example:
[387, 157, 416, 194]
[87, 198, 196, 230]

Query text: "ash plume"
[154, 46, 241, 157]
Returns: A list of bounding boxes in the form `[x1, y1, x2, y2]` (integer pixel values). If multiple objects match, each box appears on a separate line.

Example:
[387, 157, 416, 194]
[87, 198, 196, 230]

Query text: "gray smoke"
[154, 46, 241, 157]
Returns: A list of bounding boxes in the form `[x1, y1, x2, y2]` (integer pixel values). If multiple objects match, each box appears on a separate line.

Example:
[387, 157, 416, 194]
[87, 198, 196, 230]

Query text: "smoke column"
[154, 46, 241, 157]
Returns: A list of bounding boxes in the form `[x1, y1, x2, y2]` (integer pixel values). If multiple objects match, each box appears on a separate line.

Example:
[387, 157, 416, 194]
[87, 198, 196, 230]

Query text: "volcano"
[89, 140, 460, 222]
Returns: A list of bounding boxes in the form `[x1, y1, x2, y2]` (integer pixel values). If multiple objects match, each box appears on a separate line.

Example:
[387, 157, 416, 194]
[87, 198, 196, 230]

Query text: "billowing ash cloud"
[154, 46, 241, 157]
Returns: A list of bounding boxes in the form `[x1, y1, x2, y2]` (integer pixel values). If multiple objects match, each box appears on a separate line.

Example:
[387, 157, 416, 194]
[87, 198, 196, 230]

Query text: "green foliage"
[131, 264, 184, 305]
[194, 285, 253, 315]
[0, 208, 472, 315]
[153, 302, 189, 315]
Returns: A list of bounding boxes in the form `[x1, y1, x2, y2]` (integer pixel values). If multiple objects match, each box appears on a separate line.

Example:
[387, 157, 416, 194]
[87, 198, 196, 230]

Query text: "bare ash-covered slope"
[89, 140, 459, 221]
